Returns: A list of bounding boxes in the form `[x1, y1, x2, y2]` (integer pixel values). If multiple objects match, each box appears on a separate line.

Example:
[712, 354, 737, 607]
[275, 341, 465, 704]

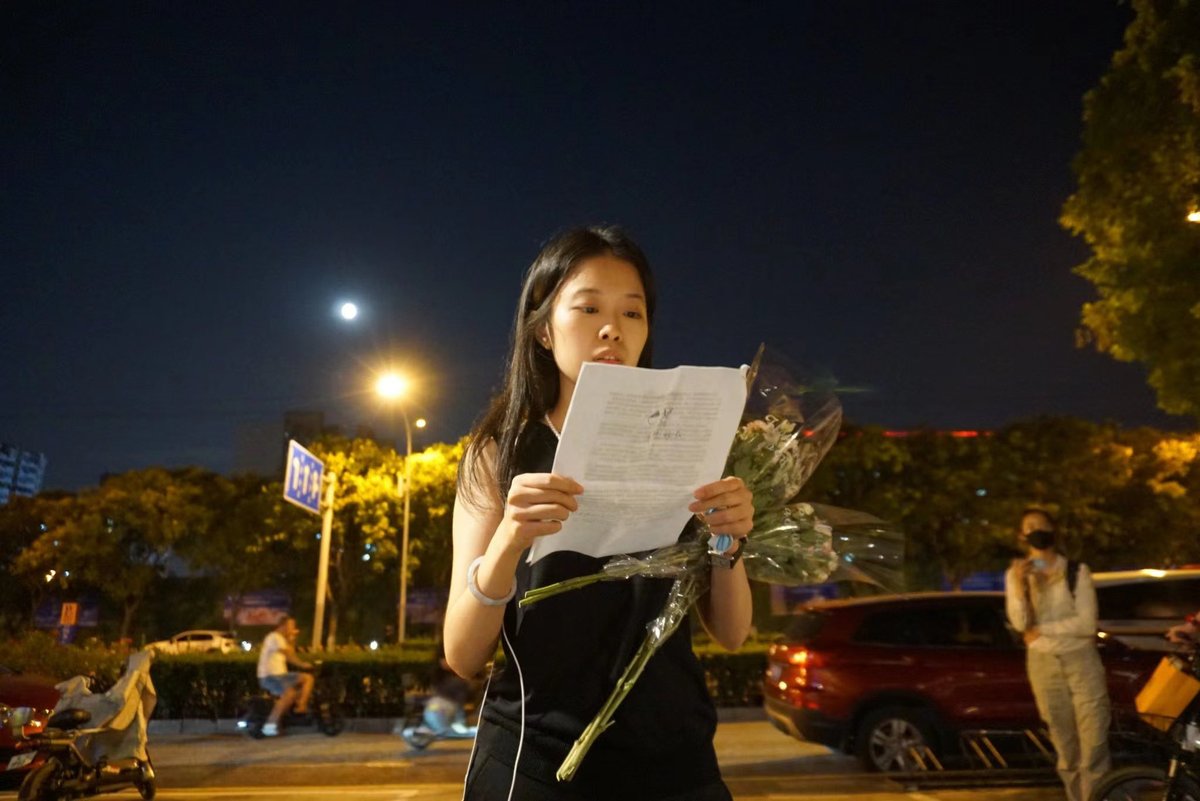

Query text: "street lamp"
[375, 371, 425, 644]
[1187, 209, 1200, 224]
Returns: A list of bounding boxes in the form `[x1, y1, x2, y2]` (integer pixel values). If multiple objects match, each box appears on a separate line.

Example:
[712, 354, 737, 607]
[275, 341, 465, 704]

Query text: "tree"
[1121, 428, 1200, 566]
[406, 437, 466, 593]
[805, 426, 1008, 589]
[14, 468, 213, 640]
[1062, 0, 1200, 418]
[270, 436, 405, 645]
[0, 492, 74, 633]
[175, 473, 299, 630]
[804, 418, 1200, 588]
[987, 418, 1136, 567]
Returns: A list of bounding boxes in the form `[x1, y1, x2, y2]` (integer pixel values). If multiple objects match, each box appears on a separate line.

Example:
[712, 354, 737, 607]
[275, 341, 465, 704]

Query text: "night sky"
[1, 1, 1184, 491]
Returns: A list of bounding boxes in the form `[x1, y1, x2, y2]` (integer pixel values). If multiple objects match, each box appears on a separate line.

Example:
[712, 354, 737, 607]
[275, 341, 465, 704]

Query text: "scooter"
[236, 664, 344, 738]
[399, 695, 477, 750]
[11, 651, 157, 801]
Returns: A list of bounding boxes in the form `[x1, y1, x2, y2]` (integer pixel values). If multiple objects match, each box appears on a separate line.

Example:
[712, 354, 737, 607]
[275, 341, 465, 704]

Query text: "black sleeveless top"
[480, 421, 721, 791]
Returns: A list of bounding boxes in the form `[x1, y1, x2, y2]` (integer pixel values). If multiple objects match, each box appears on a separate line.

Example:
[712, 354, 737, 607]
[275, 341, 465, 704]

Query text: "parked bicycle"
[1090, 645, 1200, 801]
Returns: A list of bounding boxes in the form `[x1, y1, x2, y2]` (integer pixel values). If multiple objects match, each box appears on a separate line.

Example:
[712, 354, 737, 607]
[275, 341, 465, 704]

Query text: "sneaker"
[261, 723, 279, 737]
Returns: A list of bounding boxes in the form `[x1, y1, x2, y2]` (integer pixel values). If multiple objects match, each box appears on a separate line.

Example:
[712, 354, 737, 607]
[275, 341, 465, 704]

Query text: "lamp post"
[375, 372, 426, 644]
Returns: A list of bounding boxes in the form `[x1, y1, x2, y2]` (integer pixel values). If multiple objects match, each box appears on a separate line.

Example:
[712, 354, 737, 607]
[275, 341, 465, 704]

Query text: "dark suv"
[763, 592, 1160, 772]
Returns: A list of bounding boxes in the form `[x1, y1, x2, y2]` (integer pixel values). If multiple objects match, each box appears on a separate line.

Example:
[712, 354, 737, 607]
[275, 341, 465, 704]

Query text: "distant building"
[233, 420, 285, 476]
[284, 410, 328, 446]
[0, 443, 48, 504]
[234, 410, 340, 478]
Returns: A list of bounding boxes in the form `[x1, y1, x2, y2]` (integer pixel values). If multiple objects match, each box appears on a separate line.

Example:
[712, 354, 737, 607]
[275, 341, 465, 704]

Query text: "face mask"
[1024, 529, 1055, 550]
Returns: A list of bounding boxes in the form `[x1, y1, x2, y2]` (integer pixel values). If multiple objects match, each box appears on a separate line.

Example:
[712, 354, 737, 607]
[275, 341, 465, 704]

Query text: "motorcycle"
[1090, 642, 1200, 801]
[11, 650, 157, 801]
[236, 663, 344, 738]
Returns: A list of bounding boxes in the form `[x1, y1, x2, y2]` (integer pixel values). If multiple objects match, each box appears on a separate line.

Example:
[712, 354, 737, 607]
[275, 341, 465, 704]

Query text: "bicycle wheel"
[1091, 765, 1200, 801]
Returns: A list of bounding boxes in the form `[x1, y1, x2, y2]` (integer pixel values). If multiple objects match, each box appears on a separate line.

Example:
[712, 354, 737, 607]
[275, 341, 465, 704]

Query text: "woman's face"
[544, 254, 649, 401]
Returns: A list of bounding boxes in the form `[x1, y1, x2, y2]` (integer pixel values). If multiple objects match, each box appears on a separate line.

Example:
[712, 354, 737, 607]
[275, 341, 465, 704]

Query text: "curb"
[148, 706, 765, 736]
[147, 718, 403, 735]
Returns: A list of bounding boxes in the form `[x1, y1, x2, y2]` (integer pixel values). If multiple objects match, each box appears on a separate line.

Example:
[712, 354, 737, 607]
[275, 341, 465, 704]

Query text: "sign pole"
[282, 439, 328, 649]
[311, 473, 337, 651]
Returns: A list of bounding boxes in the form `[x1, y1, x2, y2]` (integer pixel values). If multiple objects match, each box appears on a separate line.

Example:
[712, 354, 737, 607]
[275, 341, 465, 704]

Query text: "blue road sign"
[284, 440, 324, 515]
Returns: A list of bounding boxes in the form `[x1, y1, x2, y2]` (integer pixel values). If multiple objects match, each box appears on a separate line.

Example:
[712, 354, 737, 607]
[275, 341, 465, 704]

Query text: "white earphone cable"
[500, 623, 526, 801]
[459, 619, 526, 801]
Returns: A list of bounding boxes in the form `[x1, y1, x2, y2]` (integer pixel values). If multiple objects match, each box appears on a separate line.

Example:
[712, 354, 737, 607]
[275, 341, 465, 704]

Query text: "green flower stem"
[556, 573, 707, 782]
[520, 573, 607, 607]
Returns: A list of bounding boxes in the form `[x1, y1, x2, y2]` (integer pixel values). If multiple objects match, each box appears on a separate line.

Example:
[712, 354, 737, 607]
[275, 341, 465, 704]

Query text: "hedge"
[3, 634, 769, 718]
[150, 648, 437, 719]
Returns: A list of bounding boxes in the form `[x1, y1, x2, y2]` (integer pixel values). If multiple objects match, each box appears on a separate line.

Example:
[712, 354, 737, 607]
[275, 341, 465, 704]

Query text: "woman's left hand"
[689, 477, 754, 539]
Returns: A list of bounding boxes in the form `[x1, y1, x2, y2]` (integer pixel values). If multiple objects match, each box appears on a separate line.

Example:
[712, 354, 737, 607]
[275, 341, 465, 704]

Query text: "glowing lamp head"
[340, 302, 359, 320]
[415, 418, 427, 429]
[376, 373, 409, 400]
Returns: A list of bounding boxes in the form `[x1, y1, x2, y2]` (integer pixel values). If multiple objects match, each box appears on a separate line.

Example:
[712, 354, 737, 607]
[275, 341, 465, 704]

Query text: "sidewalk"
[145, 713, 857, 789]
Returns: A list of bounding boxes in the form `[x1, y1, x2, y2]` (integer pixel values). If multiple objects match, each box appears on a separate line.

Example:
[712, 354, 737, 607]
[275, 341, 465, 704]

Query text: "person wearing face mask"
[1004, 508, 1111, 801]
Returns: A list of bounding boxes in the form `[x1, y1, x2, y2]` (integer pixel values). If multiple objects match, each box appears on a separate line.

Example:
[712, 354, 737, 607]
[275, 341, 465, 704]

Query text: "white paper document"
[527, 362, 748, 564]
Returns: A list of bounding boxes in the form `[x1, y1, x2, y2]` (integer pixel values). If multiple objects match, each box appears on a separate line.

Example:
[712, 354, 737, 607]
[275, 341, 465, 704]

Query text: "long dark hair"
[459, 225, 657, 505]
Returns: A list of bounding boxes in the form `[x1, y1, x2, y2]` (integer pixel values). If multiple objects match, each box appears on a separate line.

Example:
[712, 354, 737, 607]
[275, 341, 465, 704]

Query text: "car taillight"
[767, 645, 823, 692]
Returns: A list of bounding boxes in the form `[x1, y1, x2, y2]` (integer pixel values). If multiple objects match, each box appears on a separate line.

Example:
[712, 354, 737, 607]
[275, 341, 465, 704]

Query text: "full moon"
[339, 302, 359, 321]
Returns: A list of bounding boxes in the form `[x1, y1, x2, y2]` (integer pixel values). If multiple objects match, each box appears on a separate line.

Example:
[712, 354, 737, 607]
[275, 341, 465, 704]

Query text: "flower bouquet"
[522, 345, 904, 781]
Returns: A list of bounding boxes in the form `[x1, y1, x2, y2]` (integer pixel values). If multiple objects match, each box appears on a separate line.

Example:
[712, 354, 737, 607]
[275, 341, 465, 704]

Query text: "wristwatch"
[709, 535, 748, 569]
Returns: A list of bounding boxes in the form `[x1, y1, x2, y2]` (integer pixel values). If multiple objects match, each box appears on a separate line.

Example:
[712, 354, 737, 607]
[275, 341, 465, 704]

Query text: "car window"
[783, 610, 828, 642]
[854, 603, 1011, 648]
[853, 609, 926, 645]
[1097, 578, 1200, 621]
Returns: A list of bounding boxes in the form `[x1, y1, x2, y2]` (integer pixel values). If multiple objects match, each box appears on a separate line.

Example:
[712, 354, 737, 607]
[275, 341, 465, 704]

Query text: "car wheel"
[855, 705, 938, 773]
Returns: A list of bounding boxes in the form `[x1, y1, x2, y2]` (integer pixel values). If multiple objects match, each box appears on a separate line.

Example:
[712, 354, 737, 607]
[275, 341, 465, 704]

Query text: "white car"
[1094, 568, 1200, 651]
[146, 630, 239, 655]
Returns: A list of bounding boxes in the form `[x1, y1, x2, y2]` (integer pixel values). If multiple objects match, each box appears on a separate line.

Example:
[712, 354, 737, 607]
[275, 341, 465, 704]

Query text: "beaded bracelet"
[467, 555, 516, 606]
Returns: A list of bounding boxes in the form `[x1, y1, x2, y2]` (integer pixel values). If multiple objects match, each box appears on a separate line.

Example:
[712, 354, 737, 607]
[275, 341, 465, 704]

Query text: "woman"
[443, 226, 754, 801]
[1004, 507, 1110, 801]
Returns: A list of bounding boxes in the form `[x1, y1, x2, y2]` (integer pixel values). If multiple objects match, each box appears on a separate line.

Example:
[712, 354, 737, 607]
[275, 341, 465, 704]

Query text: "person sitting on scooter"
[256, 616, 314, 737]
[401, 641, 477, 749]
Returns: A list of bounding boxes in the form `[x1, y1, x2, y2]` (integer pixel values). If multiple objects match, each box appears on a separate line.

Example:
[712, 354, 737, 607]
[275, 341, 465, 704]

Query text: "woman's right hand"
[494, 472, 583, 554]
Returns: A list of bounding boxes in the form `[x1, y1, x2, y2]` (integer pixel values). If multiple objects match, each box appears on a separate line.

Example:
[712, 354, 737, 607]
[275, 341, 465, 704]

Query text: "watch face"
[710, 544, 743, 569]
